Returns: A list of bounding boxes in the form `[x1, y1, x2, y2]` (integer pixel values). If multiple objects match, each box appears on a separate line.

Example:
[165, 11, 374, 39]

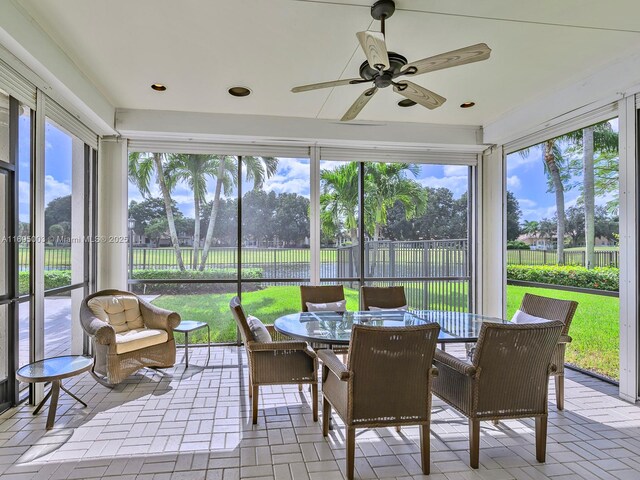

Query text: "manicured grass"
[507, 285, 619, 380]
[152, 286, 359, 344]
[153, 283, 619, 380]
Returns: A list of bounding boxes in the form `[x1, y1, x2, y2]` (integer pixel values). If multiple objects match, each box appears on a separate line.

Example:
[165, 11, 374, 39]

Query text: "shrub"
[506, 241, 530, 250]
[19, 270, 73, 295]
[507, 264, 619, 292]
[130, 268, 263, 294]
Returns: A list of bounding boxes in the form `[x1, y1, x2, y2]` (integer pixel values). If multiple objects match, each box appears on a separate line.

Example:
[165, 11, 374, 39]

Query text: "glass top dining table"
[273, 310, 508, 346]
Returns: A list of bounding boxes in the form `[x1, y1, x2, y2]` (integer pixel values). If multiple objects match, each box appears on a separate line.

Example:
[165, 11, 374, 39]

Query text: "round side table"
[16, 355, 93, 430]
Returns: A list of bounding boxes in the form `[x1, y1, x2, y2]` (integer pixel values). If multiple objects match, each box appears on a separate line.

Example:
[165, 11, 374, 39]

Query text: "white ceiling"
[17, 0, 640, 127]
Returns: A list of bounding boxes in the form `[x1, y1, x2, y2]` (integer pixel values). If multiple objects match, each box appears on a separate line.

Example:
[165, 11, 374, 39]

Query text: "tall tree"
[582, 127, 595, 267]
[199, 156, 278, 270]
[165, 154, 219, 269]
[128, 152, 185, 270]
[320, 162, 360, 244]
[543, 140, 567, 263]
[506, 191, 522, 241]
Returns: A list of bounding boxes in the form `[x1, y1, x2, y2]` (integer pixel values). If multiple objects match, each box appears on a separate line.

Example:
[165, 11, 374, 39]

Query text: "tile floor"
[0, 346, 639, 480]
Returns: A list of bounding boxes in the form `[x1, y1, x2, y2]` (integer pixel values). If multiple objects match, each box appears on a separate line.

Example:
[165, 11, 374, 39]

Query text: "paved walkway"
[0, 346, 638, 479]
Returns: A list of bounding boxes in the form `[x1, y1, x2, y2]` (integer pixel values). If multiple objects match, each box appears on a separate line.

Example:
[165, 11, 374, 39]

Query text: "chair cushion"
[115, 328, 169, 354]
[247, 315, 272, 343]
[306, 300, 346, 312]
[369, 305, 408, 311]
[88, 295, 145, 333]
[512, 309, 548, 324]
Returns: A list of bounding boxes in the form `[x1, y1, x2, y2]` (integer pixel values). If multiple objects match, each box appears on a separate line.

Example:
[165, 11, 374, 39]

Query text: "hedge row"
[19, 271, 72, 295]
[507, 264, 619, 291]
[130, 268, 263, 294]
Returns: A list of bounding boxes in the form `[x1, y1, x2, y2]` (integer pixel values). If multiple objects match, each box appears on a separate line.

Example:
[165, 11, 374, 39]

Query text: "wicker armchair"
[300, 285, 345, 311]
[80, 289, 180, 386]
[229, 297, 318, 424]
[432, 321, 563, 468]
[361, 286, 406, 310]
[318, 323, 441, 480]
[518, 293, 578, 410]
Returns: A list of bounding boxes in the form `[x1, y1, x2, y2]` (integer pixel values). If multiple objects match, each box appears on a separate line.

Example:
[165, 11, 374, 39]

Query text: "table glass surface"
[174, 320, 208, 332]
[273, 310, 508, 345]
[16, 355, 93, 380]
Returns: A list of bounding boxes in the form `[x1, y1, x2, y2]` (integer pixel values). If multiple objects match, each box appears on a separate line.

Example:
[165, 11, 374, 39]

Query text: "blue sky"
[127, 158, 470, 219]
[506, 118, 619, 222]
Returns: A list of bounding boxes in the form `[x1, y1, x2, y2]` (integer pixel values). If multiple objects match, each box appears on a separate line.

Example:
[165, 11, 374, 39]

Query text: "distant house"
[517, 234, 556, 250]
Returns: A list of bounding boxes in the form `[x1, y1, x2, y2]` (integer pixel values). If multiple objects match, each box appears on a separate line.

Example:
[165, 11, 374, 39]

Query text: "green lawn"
[507, 285, 619, 380]
[154, 283, 619, 380]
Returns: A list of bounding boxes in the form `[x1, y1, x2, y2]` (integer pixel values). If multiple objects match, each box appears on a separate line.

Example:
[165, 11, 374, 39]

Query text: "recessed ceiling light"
[151, 83, 167, 92]
[228, 86, 252, 97]
[460, 101, 476, 108]
[397, 99, 417, 107]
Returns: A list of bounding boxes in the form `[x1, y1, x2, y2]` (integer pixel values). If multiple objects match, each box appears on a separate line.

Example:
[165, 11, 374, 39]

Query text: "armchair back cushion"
[347, 323, 440, 426]
[88, 295, 145, 333]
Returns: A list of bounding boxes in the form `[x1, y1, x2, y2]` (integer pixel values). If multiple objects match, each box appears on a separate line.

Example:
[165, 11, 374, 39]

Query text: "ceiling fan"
[291, 0, 491, 121]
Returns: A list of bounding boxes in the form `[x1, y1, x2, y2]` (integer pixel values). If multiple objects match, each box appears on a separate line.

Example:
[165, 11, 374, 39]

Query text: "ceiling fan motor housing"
[359, 52, 408, 87]
[371, 0, 395, 20]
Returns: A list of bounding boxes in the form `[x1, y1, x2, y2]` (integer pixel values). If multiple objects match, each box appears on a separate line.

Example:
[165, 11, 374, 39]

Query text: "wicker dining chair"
[361, 286, 407, 310]
[300, 285, 345, 311]
[518, 293, 578, 410]
[229, 297, 318, 424]
[432, 321, 563, 469]
[318, 323, 441, 480]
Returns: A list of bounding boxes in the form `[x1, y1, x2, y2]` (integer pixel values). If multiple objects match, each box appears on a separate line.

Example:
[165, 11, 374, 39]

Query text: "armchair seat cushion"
[115, 328, 168, 354]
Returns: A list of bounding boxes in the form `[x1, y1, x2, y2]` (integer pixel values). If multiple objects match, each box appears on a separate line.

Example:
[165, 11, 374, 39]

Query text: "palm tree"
[198, 155, 278, 270]
[320, 162, 360, 244]
[522, 220, 540, 237]
[165, 154, 219, 269]
[128, 152, 185, 271]
[365, 163, 427, 241]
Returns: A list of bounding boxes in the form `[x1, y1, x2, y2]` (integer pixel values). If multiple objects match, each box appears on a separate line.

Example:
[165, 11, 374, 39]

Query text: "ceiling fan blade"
[402, 43, 491, 76]
[356, 31, 390, 71]
[341, 87, 378, 121]
[291, 78, 366, 93]
[393, 81, 446, 110]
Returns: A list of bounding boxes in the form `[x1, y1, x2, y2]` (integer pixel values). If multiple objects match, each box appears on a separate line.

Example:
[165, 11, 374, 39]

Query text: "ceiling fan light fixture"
[460, 101, 476, 108]
[397, 99, 417, 107]
[151, 83, 167, 91]
[228, 86, 252, 97]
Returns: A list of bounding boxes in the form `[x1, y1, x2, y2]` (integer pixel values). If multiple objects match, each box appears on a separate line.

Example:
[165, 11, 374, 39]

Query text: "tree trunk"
[193, 196, 200, 270]
[153, 153, 185, 271]
[583, 127, 595, 269]
[199, 159, 226, 270]
[544, 140, 565, 264]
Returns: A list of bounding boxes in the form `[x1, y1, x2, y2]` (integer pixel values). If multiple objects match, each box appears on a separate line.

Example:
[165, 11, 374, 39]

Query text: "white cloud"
[506, 147, 540, 173]
[44, 175, 71, 204]
[506, 175, 521, 190]
[517, 198, 537, 208]
[443, 165, 468, 176]
[419, 175, 468, 198]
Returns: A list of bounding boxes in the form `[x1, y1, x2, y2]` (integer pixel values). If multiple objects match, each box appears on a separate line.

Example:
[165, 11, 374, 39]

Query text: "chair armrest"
[85, 317, 116, 345]
[247, 340, 315, 358]
[139, 298, 181, 331]
[434, 349, 476, 376]
[266, 325, 292, 342]
[317, 349, 350, 381]
[558, 334, 572, 344]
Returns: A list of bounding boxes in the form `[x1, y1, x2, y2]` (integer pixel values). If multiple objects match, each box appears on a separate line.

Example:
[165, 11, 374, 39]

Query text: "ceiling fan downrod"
[371, 0, 395, 36]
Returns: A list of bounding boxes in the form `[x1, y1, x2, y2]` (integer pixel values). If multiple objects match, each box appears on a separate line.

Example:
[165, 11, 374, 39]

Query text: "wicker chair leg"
[555, 375, 564, 410]
[298, 384, 303, 392]
[252, 385, 259, 425]
[312, 383, 318, 422]
[469, 419, 480, 469]
[89, 368, 116, 389]
[420, 424, 430, 475]
[535, 415, 548, 462]
[322, 397, 331, 436]
[396, 426, 402, 433]
[346, 426, 356, 480]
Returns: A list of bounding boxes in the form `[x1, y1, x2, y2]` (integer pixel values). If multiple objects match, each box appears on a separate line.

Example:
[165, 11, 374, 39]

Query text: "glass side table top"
[16, 355, 93, 382]
[274, 310, 508, 345]
[174, 320, 208, 333]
